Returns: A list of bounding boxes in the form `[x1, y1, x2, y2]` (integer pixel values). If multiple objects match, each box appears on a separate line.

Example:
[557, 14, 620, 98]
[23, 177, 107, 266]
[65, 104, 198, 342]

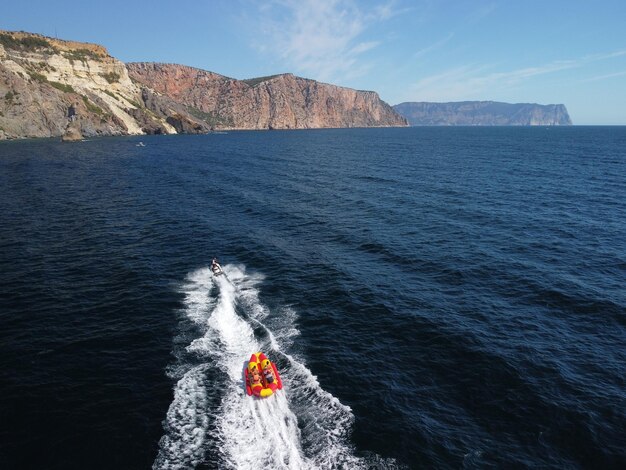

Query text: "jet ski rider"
[211, 258, 222, 274]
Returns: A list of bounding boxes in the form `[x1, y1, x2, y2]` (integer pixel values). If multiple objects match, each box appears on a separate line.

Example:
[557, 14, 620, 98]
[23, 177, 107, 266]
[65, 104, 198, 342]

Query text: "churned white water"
[154, 265, 375, 469]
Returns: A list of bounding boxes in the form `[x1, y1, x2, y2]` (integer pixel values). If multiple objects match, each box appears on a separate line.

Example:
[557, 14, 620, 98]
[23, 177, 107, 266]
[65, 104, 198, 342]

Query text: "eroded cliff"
[127, 63, 408, 130]
[0, 32, 209, 139]
[0, 31, 406, 140]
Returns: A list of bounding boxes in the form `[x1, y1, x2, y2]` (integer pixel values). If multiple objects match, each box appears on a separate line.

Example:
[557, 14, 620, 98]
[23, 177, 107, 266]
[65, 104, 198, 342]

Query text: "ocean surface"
[0, 127, 624, 469]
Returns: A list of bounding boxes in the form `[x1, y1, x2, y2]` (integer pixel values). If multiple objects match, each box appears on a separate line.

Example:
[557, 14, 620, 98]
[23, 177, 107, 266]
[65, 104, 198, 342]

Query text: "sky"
[2, 0, 626, 124]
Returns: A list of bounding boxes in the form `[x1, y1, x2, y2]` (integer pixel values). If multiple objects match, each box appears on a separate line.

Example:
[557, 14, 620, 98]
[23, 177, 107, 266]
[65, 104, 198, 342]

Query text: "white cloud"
[350, 41, 380, 55]
[405, 49, 626, 102]
[581, 69, 626, 83]
[249, 0, 397, 83]
[582, 50, 626, 61]
[413, 32, 455, 59]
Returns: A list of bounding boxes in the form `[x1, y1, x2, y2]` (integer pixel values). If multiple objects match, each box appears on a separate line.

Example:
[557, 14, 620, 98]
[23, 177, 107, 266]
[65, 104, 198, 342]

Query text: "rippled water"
[1, 127, 625, 469]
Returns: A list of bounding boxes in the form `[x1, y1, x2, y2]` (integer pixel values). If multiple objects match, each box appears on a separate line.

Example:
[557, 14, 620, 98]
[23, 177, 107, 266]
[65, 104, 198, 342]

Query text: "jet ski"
[211, 259, 224, 276]
[211, 263, 223, 276]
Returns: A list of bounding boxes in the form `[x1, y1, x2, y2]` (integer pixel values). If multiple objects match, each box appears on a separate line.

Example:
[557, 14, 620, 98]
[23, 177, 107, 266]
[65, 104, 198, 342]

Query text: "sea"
[0, 127, 624, 469]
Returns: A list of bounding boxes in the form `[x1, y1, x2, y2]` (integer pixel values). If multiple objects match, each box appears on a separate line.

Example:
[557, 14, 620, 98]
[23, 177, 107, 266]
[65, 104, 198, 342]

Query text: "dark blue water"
[1, 127, 624, 469]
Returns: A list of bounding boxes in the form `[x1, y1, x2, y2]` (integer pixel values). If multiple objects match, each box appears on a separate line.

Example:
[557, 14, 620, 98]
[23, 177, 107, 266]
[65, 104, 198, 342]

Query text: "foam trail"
[154, 266, 306, 469]
[154, 365, 209, 469]
[155, 265, 398, 469]
[153, 268, 216, 469]
[208, 269, 307, 468]
[231, 267, 401, 469]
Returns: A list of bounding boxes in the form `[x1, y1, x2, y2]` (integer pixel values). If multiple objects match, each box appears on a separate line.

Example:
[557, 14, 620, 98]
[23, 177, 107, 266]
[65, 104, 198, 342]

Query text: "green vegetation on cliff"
[48, 81, 75, 93]
[4, 91, 17, 103]
[63, 48, 103, 64]
[26, 70, 47, 82]
[121, 95, 141, 109]
[0, 33, 54, 52]
[82, 95, 103, 115]
[101, 72, 120, 83]
[25, 70, 75, 93]
[186, 106, 234, 127]
[102, 89, 118, 100]
[242, 75, 280, 87]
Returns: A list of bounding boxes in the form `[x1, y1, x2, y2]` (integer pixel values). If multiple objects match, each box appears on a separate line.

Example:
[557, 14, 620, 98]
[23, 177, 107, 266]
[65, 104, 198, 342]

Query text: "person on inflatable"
[248, 363, 262, 385]
[250, 369, 262, 386]
[262, 359, 275, 384]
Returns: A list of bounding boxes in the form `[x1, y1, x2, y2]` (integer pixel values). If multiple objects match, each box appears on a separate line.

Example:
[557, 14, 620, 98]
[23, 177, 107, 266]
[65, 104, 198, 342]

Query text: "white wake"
[153, 264, 390, 469]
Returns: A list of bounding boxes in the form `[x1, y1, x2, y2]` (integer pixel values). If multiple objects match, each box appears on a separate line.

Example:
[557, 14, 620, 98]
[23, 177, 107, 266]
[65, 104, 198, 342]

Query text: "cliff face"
[0, 32, 210, 139]
[393, 101, 572, 126]
[0, 31, 406, 140]
[127, 63, 408, 129]
[4, 30, 576, 140]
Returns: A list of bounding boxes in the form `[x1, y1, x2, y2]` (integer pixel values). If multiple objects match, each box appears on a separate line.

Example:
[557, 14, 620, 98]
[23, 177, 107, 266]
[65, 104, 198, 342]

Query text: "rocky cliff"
[0, 31, 406, 140]
[0, 31, 210, 140]
[393, 101, 572, 126]
[127, 63, 408, 130]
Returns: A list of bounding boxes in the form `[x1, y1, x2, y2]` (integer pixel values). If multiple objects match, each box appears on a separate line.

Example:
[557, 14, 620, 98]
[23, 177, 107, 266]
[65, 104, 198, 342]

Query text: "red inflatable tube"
[244, 352, 283, 398]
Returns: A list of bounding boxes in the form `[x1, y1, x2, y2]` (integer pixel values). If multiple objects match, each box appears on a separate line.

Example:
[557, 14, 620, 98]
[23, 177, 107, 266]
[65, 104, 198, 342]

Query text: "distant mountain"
[0, 30, 406, 140]
[393, 101, 572, 126]
[127, 63, 407, 130]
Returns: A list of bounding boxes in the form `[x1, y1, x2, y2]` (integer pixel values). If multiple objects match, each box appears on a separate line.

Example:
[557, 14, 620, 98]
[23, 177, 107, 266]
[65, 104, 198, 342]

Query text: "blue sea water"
[0, 127, 625, 469]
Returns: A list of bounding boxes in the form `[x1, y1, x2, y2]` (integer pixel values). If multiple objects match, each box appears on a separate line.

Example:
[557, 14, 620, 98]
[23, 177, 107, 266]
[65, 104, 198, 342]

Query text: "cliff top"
[129, 62, 379, 95]
[395, 100, 565, 108]
[128, 62, 233, 80]
[0, 30, 109, 57]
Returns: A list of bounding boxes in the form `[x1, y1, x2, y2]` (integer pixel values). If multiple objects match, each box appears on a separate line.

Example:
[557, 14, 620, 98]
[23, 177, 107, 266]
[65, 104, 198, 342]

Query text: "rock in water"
[61, 120, 83, 142]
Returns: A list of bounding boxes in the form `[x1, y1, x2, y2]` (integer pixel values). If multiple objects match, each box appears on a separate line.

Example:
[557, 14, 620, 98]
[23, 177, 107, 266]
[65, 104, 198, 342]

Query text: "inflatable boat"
[244, 352, 283, 398]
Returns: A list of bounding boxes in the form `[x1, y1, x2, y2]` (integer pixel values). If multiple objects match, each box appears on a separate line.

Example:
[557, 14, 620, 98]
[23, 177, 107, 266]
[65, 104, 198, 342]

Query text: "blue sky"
[2, 0, 626, 124]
